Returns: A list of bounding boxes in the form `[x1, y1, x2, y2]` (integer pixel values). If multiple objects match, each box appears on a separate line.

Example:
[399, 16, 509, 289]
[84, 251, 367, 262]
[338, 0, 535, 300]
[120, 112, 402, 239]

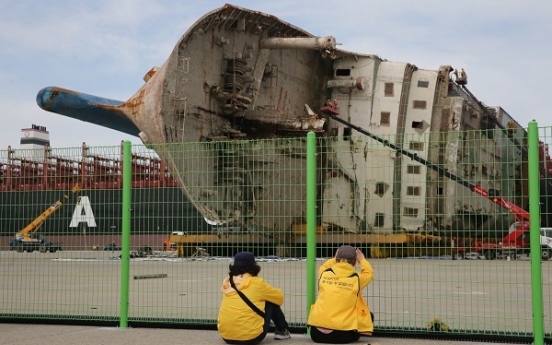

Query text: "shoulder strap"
[229, 275, 266, 318]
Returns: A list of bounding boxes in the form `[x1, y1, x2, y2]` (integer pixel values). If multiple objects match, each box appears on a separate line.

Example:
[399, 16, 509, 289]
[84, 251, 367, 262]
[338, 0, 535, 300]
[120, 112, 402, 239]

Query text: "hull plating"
[35, 4, 549, 236]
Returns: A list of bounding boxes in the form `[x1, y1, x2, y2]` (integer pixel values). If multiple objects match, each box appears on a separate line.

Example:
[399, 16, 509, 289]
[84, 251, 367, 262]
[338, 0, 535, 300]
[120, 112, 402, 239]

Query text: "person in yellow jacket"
[217, 251, 291, 344]
[307, 245, 374, 343]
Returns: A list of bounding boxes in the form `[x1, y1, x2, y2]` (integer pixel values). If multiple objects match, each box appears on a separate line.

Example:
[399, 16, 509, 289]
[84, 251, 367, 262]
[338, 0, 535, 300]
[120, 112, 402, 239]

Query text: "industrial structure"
[0, 4, 549, 256]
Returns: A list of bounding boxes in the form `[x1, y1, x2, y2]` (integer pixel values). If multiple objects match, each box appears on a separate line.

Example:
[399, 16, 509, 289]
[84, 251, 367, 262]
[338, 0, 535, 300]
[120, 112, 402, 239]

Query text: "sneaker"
[274, 329, 291, 340]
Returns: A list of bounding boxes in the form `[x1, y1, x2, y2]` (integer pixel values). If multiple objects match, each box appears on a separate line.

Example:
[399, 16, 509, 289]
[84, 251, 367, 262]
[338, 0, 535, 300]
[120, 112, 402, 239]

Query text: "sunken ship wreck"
[24, 3, 552, 246]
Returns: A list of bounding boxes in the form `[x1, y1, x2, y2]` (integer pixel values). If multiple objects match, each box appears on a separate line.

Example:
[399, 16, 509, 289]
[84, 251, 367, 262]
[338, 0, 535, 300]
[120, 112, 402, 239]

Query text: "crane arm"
[470, 185, 530, 223]
[16, 201, 63, 241]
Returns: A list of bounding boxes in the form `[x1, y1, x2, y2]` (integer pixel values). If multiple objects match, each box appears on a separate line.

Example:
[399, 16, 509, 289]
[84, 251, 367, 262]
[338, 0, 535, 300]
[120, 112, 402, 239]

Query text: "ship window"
[404, 207, 418, 218]
[483, 128, 495, 140]
[380, 112, 390, 126]
[384, 83, 394, 97]
[343, 127, 351, 141]
[417, 80, 429, 88]
[412, 121, 423, 129]
[407, 165, 421, 174]
[413, 100, 427, 109]
[375, 182, 388, 197]
[409, 141, 424, 151]
[470, 165, 478, 177]
[375, 213, 385, 227]
[437, 187, 443, 195]
[407, 186, 421, 196]
[336, 69, 351, 76]
[438, 153, 445, 165]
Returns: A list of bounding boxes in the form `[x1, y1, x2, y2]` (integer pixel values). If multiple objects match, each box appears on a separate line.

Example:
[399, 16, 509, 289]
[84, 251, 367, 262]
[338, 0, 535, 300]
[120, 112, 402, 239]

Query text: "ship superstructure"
[32, 4, 550, 236]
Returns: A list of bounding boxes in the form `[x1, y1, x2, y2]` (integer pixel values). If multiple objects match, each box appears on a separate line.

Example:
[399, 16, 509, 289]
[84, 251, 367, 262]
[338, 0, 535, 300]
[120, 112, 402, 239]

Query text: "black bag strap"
[229, 275, 265, 318]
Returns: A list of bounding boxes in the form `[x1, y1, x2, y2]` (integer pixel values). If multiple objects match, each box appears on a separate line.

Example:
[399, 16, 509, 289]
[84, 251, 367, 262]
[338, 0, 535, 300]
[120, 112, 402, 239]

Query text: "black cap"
[233, 251, 256, 268]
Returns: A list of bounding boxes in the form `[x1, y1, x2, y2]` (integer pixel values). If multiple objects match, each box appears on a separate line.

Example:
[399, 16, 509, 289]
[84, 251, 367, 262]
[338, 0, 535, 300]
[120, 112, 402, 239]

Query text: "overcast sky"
[1, 1, 551, 150]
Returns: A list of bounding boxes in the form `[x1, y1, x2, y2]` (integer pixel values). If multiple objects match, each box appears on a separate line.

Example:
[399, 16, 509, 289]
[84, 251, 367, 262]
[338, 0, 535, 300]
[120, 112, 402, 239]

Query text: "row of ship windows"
[336, 71, 429, 135]
[375, 182, 422, 196]
[374, 182, 446, 197]
[336, 64, 429, 220]
[373, 207, 419, 227]
[383, 80, 430, 96]
[383, 82, 426, 133]
[335, 70, 430, 93]
[380, 113, 427, 127]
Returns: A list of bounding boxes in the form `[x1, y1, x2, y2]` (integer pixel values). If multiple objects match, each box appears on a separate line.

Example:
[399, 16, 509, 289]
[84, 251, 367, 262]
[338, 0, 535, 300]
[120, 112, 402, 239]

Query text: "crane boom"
[16, 201, 62, 242]
[15, 184, 81, 243]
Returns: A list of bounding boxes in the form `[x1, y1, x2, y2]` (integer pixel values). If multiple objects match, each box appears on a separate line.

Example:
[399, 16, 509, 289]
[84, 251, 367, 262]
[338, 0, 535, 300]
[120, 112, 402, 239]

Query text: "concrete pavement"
[0, 324, 521, 345]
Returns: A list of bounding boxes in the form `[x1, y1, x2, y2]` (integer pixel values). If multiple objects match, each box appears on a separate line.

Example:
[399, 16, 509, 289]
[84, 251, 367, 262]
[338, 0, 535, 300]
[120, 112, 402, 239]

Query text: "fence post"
[119, 140, 132, 328]
[306, 132, 316, 333]
[528, 120, 544, 345]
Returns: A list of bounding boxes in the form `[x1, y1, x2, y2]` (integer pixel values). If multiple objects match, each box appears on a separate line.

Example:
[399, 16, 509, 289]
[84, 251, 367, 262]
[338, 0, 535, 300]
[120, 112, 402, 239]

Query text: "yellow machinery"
[168, 230, 444, 258]
[15, 201, 63, 242]
[14, 184, 81, 243]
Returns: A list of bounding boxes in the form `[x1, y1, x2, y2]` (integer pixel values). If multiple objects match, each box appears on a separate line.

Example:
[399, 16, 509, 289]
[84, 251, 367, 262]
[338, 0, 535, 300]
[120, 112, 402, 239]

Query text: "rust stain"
[43, 87, 82, 111]
[277, 87, 283, 111]
[124, 88, 146, 117]
[43, 89, 60, 110]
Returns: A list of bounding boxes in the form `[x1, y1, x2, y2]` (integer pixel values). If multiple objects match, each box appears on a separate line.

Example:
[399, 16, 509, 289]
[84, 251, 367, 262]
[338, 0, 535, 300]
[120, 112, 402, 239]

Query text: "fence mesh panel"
[1, 127, 551, 341]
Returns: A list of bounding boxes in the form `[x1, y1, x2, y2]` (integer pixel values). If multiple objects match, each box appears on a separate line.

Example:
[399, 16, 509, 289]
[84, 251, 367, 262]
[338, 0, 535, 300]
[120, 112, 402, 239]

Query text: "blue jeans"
[223, 302, 289, 345]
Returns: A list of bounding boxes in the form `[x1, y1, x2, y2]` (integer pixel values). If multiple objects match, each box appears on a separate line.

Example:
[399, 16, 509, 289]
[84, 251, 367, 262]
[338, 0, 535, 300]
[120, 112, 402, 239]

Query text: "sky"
[1, 0, 551, 150]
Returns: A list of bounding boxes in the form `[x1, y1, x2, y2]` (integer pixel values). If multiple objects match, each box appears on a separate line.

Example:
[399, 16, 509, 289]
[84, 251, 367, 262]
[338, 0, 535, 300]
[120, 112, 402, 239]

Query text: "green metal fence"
[1, 124, 551, 343]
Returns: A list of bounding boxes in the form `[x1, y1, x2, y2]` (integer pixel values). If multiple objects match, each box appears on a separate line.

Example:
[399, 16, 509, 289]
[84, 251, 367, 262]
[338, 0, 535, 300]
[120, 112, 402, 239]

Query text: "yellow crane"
[15, 201, 63, 242]
[11, 185, 81, 253]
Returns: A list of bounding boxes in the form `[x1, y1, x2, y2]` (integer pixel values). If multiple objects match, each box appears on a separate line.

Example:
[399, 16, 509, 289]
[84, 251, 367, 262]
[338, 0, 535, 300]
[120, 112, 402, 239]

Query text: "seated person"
[307, 245, 374, 344]
[217, 251, 291, 344]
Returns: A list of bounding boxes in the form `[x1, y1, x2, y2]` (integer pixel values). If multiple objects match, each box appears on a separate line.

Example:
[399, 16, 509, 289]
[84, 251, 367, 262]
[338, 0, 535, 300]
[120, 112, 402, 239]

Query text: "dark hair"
[229, 264, 261, 277]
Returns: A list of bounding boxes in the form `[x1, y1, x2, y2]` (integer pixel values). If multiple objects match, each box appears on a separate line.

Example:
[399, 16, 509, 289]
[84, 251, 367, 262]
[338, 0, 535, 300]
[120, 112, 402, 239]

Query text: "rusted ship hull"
[35, 4, 550, 236]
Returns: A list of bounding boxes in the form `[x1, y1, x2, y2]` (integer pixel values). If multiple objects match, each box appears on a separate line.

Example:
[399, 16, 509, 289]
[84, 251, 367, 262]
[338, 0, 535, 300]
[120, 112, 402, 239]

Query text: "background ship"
[9, 4, 552, 246]
[0, 125, 209, 250]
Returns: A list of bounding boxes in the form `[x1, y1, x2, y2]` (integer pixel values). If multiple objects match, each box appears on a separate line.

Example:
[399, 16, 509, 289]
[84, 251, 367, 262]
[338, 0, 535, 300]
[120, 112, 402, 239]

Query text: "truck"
[453, 223, 552, 261]
[10, 185, 80, 253]
[326, 113, 552, 261]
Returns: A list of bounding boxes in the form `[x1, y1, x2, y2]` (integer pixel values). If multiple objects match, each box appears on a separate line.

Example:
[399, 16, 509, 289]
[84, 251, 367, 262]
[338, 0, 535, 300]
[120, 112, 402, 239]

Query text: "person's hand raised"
[356, 248, 365, 262]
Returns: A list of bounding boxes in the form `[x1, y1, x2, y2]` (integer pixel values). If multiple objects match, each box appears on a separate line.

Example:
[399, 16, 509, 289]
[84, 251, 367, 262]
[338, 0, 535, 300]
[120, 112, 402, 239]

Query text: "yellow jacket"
[307, 258, 374, 333]
[217, 273, 284, 341]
